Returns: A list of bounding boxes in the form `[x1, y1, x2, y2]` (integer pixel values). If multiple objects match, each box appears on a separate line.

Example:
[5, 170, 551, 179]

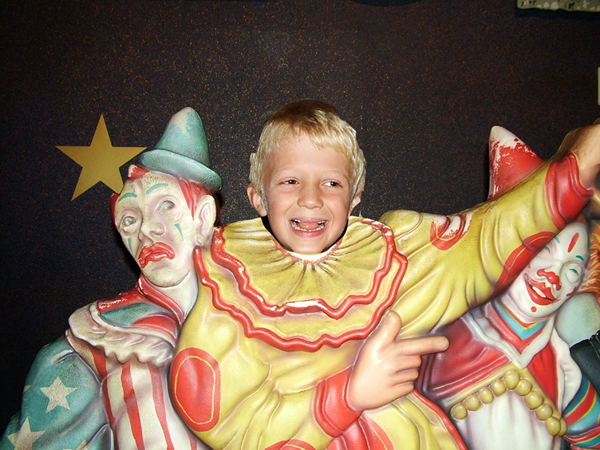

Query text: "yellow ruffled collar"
[198, 217, 407, 352]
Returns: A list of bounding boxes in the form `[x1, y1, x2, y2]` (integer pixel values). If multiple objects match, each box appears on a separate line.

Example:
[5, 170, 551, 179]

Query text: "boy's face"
[248, 133, 361, 254]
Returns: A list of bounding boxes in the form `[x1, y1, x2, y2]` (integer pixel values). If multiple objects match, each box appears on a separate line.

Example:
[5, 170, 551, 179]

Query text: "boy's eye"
[325, 180, 341, 187]
[281, 179, 298, 185]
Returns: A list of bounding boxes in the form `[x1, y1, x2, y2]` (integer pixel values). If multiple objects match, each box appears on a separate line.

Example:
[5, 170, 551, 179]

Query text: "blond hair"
[249, 100, 366, 198]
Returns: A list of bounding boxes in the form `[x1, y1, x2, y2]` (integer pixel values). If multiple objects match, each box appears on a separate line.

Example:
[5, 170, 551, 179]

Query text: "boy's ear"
[194, 195, 217, 246]
[247, 184, 268, 217]
[348, 191, 362, 216]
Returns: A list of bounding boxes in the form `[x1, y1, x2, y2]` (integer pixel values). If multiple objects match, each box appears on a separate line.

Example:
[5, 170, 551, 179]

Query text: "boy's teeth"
[291, 220, 325, 231]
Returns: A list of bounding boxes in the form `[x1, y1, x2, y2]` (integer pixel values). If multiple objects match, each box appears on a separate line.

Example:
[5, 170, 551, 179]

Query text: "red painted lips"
[138, 242, 176, 268]
[524, 273, 556, 306]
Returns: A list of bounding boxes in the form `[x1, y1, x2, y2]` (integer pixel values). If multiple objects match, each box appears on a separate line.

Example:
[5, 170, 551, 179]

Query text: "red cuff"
[314, 368, 361, 437]
[546, 152, 593, 229]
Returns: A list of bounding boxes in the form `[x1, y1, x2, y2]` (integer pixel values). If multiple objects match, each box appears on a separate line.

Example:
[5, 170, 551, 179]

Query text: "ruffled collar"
[197, 217, 407, 352]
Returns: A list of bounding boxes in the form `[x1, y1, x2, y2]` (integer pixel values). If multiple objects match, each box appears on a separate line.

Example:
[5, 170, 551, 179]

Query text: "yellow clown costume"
[171, 127, 593, 450]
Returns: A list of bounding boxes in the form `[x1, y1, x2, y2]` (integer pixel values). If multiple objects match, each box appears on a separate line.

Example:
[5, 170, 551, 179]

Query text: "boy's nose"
[298, 185, 323, 208]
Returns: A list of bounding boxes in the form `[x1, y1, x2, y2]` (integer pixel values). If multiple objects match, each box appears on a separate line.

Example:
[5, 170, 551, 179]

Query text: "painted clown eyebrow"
[146, 182, 169, 194]
[568, 232, 580, 253]
[118, 192, 137, 202]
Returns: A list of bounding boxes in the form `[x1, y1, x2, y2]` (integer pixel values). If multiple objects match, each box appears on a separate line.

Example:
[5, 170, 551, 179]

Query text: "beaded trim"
[449, 368, 567, 437]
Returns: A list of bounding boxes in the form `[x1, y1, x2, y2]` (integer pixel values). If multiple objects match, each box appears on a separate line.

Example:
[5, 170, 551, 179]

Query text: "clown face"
[503, 221, 589, 322]
[113, 171, 198, 289]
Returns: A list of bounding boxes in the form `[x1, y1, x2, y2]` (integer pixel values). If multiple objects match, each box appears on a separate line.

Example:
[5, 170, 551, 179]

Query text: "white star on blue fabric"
[7, 417, 45, 450]
[39, 377, 77, 413]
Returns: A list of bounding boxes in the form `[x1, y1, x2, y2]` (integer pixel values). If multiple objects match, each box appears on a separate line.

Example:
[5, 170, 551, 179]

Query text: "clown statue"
[1, 108, 220, 450]
[170, 101, 600, 449]
[417, 130, 600, 450]
[3, 105, 600, 450]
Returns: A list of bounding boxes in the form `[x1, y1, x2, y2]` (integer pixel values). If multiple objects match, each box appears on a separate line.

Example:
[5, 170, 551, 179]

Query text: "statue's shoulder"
[379, 209, 429, 236]
[68, 286, 178, 368]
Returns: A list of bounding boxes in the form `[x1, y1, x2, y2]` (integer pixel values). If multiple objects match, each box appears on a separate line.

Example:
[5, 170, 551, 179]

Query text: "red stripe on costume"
[545, 153, 592, 229]
[131, 315, 178, 342]
[87, 344, 117, 428]
[90, 343, 108, 379]
[122, 360, 145, 450]
[565, 384, 597, 426]
[150, 367, 175, 450]
[566, 421, 600, 448]
[102, 379, 116, 434]
[265, 440, 317, 450]
[360, 415, 394, 449]
[528, 345, 558, 406]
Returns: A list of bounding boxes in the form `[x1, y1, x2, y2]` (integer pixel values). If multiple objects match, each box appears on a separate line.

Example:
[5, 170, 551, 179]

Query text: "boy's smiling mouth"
[291, 219, 326, 232]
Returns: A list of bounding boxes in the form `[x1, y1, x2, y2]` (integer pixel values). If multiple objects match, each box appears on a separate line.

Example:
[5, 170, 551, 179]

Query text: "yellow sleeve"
[381, 157, 588, 337]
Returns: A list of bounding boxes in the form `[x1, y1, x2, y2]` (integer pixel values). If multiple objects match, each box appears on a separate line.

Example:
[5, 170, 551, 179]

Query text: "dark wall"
[1, 0, 598, 429]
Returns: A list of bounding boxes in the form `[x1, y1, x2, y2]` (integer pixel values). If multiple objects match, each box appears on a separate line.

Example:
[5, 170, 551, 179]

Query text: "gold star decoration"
[57, 115, 146, 200]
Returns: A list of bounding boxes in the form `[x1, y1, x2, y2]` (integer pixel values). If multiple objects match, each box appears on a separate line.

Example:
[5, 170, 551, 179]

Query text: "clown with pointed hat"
[2, 106, 222, 450]
[138, 106, 222, 192]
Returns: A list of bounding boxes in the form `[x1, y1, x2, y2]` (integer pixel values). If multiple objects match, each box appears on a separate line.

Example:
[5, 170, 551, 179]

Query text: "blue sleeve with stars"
[1, 336, 112, 450]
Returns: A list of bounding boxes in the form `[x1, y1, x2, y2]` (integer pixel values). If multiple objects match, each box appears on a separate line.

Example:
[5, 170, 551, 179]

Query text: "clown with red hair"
[418, 129, 600, 450]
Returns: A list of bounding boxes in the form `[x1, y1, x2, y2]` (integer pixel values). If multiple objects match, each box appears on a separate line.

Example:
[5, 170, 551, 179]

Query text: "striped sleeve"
[565, 376, 600, 449]
[104, 357, 208, 449]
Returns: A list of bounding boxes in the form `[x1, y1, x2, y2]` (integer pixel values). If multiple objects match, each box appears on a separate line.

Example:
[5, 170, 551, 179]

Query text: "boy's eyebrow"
[118, 192, 137, 202]
[146, 182, 169, 194]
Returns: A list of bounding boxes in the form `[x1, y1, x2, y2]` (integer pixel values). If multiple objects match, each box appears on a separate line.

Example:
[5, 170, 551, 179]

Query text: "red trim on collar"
[194, 242, 407, 353]
[210, 220, 402, 320]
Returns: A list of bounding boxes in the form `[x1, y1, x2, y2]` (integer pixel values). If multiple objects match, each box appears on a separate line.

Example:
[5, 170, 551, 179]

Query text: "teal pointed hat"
[139, 107, 222, 193]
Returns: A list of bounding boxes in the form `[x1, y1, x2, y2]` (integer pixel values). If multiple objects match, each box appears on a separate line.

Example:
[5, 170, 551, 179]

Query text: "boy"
[172, 100, 599, 449]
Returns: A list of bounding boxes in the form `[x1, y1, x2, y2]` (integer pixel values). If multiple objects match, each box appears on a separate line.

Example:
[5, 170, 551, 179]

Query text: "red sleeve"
[314, 368, 361, 437]
[546, 152, 593, 228]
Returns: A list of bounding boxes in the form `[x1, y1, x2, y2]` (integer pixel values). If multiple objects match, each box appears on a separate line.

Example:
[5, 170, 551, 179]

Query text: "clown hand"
[347, 311, 449, 411]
